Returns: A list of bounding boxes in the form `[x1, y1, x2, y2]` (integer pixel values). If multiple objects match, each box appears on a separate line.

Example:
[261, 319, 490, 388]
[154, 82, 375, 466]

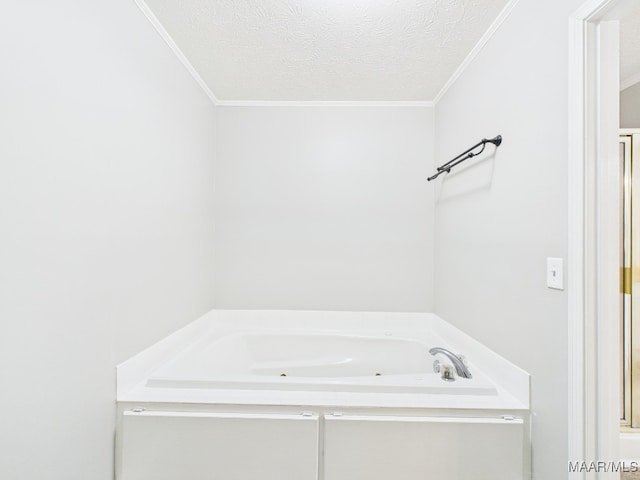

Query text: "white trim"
[215, 100, 434, 108]
[133, 0, 219, 105]
[568, 1, 623, 478]
[572, 0, 619, 20]
[595, 20, 621, 473]
[621, 71, 640, 91]
[432, 0, 522, 105]
[567, 12, 587, 477]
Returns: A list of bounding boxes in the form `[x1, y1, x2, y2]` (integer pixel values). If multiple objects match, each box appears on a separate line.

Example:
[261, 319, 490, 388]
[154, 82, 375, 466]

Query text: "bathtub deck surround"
[117, 309, 529, 409]
[115, 310, 530, 480]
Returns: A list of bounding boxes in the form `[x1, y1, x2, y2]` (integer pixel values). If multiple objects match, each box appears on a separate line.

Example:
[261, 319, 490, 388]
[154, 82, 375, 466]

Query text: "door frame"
[568, 0, 621, 477]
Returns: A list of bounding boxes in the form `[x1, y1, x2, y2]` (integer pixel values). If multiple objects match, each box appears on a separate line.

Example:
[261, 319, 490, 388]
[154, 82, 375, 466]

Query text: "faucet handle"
[434, 360, 456, 381]
[440, 364, 455, 382]
[433, 359, 442, 373]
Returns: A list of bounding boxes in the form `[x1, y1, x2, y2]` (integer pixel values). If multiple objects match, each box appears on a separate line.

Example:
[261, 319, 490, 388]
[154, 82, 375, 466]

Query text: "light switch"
[547, 257, 564, 290]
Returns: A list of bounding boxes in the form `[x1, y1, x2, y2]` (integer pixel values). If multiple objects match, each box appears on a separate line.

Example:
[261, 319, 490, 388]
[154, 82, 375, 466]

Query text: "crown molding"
[134, 0, 219, 105]
[215, 100, 434, 107]
[136, 0, 517, 108]
[135, 0, 434, 107]
[432, 0, 522, 105]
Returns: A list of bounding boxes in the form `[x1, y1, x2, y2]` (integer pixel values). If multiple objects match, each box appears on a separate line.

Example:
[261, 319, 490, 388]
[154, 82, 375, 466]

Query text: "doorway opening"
[570, 0, 640, 475]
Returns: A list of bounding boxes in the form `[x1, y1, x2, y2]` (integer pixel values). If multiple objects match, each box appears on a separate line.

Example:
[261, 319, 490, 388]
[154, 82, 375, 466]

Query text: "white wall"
[621, 81, 640, 127]
[433, 0, 582, 478]
[0, 2, 216, 479]
[214, 106, 434, 312]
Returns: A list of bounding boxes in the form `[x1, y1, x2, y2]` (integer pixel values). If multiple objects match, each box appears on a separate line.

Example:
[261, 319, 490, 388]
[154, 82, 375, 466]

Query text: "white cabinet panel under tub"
[324, 414, 525, 480]
[119, 410, 319, 480]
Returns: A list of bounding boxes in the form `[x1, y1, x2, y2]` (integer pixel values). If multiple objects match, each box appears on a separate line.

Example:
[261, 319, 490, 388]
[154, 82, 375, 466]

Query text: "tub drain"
[280, 373, 287, 377]
[375, 373, 382, 376]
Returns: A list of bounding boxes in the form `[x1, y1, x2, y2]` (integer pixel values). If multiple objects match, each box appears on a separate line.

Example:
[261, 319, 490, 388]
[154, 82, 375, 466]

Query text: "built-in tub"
[116, 310, 531, 480]
[146, 331, 498, 395]
[117, 310, 530, 407]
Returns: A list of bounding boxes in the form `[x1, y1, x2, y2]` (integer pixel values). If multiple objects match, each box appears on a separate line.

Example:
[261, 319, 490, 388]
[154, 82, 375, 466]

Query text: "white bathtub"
[116, 310, 531, 480]
[146, 330, 498, 396]
[116, 311, 531, 480]
[118, 310, 529, 409]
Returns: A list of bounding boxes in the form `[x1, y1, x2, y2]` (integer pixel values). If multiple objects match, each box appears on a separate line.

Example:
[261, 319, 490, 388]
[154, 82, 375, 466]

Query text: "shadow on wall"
[621, 82, 640, 128]
[434, 151, 499, 204]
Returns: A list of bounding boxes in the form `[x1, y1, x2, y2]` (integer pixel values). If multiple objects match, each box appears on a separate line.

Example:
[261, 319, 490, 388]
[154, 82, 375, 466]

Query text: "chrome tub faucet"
[429, 347, 472, 379]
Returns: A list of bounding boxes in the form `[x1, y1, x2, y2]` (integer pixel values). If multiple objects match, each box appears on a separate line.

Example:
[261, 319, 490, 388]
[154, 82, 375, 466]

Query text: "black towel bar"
[427, 135, 502, 181]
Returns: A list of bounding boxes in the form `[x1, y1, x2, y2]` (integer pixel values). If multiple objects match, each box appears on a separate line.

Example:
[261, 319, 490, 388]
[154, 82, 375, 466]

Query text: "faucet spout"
[429, 347, 472, 379]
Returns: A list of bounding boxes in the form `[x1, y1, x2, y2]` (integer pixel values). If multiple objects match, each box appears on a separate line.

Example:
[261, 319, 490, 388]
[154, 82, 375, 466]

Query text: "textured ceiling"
[142, 0, 510, 102]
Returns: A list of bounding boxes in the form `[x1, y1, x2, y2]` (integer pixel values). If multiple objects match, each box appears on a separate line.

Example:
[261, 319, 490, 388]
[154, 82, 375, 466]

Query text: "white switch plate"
[547, 257, 564, 290]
